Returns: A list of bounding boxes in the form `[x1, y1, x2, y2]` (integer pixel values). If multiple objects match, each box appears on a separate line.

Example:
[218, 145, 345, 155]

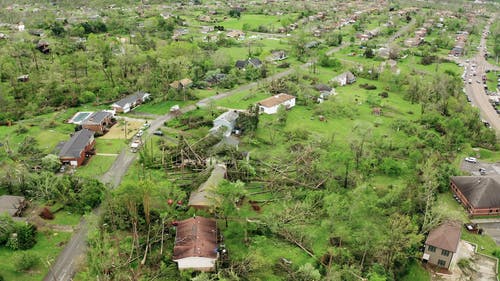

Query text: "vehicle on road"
[465, 157, 477, 163]
[130, 139, 142, 153]
[136, 129, 144, 137]
[479, 168, 486, 175]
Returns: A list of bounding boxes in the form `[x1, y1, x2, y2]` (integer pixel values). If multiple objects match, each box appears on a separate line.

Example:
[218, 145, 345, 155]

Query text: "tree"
[0, 214, 15, 245]
[41, 154, 61, 172]
[295, 263, 321, 281]
[212, 180, 247, 227]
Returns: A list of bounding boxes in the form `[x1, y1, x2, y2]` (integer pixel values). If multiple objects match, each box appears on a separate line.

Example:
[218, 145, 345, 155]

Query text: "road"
[43, 19, 419, 280]
[462, 21, 500, 134]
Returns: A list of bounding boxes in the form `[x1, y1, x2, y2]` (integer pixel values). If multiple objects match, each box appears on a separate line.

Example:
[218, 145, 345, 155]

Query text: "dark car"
[153, 130, 164, 136]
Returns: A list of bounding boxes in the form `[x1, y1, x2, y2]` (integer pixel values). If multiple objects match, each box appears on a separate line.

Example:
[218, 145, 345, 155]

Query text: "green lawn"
[94, 139, 126, 154]
[0, 231, 72, 281]
[47, 210, 82, 226]
[75, 155, 116, 178]
[134, 100, 190, 115]
[215, 90, 269, 109]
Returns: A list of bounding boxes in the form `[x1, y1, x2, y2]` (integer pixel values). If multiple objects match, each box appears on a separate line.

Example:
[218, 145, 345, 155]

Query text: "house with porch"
[111, 91, 150, 113]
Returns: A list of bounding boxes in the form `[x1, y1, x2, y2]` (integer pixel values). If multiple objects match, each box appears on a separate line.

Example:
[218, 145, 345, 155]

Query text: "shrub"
[14, 252, 40, 272]
[8, 223, 37, 250]
[379, 92, 389, 98]
[0, 214, 16, 245]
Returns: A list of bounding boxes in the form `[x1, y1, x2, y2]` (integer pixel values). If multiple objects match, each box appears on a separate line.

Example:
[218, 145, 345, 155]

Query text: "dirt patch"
[249, 200, 262, 212]
[100, 118, 145, 139]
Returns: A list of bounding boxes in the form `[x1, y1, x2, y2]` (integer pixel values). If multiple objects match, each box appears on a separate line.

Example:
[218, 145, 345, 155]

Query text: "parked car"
[136, 130, 144, 137]
[465, 157, 477, 163]
[153, 130, 164, 136]
[479, 168, 486, 175]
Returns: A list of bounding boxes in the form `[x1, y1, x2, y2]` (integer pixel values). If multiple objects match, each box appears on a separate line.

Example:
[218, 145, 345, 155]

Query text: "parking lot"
[460, 158, 500, 176]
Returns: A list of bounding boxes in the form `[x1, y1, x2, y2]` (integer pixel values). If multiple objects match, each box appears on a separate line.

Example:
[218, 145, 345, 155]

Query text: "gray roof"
[451, 176, 500, 209]
[113, 91, 150, 108]
[59, 129, 94, 159]
[314, 84, 332, 92]
[82, 111, 112, 125]
[0, 195, 26, 217]
[214, 110, 239, 124]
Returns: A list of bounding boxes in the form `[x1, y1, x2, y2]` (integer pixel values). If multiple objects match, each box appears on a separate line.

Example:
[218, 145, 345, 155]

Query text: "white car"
[465, 157, 477, 163]
[136, 130, 144, 137]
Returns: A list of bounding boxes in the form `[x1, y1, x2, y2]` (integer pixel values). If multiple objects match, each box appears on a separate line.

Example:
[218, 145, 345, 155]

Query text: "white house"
[209, 110, 239, 137]
[111, 91, 150, 113]
[258, 93, 296, 114]
[331, 71, 356, 86]
[173, 216, 219, 271]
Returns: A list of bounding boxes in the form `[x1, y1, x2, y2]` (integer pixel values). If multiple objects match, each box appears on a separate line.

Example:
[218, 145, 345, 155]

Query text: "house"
[81, 111, 114, 135]
[111, 91, 150, 113]
[0, 195, 27, 218]
[36, 41, 50, 54]
[235, 58, 262, 70]
[170, 78, 193, 90]
[209, 110, 239, 137]
[269, 50, 287, 61]
[332, 71, 356, 86]
[205, 73, 227, 85]
[200, 26, 214, 33]
[404, 37, 422, 47]
[172, 216, 219, 271]
[450, 176, 500, 216]
[226, 30, 245, 40]
[58, 129, 95, 167]
[450, 46, 464, 57]
[314, 84, 336, 102]
[188, 164, 226, 209]
[422, 221, 461, 269]
[258, 93, 296, 114]
[305, 41, 319, 49]
[17, 75, 29, 82]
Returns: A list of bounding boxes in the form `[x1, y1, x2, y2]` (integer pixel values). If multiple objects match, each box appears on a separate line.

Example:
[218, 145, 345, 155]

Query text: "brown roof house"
[422, 221, 461, 269]
[258, 93, 296, 114]
[58, 129, 95, 167]
[111, 91, 150, 113]
[81, 111, 115, 135]
[173, 216, 219, 271]
[169, 78, 193, 90]
[450, 176, 500, 216]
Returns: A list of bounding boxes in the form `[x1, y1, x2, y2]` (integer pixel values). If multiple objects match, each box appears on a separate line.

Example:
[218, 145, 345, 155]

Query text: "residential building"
[81, 111, 114, 135]
[170, 78, 193, 90]
[173, 216, 219, 271]
[209, 110, 239, 137]
[258, 93, 296, 114]
[422, 221, 461, 269]
[450, 176, 500, 216]
[58, 129, 95, 167]
[111, 91, 150, 113]
[0, 195, 27, 218]
[332, 71, 356, 86]
[188, 164, 226, 209]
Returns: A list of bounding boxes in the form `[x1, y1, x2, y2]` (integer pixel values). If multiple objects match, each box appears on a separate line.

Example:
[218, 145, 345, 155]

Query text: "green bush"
[14, 252, 40, 272]
[0, 214, 16, 245]
[7, 223, 37, 250]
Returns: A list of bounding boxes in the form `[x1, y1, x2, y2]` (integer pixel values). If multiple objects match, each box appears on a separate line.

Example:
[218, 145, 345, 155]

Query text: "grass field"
[0, 231, 72, 281]
[94, 138, 126, 154]
[76, 155, 117, 178]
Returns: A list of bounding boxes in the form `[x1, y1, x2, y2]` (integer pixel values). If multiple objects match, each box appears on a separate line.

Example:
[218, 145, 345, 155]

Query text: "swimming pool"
[68, 112, 92, 124]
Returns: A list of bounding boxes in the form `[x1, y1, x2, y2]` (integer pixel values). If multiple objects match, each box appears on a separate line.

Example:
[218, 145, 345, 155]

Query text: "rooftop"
[58, 129, 94, 158]
[425, 221, 461, 253]
[451, 176, 500, 209]
[173, 216, 218, 260]
[258, 93, 295, 108]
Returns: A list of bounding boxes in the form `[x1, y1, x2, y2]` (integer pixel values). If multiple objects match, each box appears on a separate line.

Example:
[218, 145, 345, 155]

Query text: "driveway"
[460, 159, 500, 176]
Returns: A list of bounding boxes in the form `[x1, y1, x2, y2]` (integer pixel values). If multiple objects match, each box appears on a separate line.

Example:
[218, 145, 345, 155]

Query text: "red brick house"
[82, 111, 114, 135]
[58, 129, 95, 167]
[450, 176, 500, 216]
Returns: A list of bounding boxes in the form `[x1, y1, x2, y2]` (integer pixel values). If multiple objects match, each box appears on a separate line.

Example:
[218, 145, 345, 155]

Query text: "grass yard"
[215, 90, 269, 109]
[99, 119, 144, 140]
[134, 100, 191, 115]
[47, 210, 82, 226]
[76, 155, 117, 178]
[0, 231, 72, 281]
[94, 138, 127, 154]
[400, 260, 430, 281]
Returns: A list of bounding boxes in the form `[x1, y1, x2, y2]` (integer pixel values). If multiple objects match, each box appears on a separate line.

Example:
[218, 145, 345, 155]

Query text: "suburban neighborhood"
[0, 0, 499, 281]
